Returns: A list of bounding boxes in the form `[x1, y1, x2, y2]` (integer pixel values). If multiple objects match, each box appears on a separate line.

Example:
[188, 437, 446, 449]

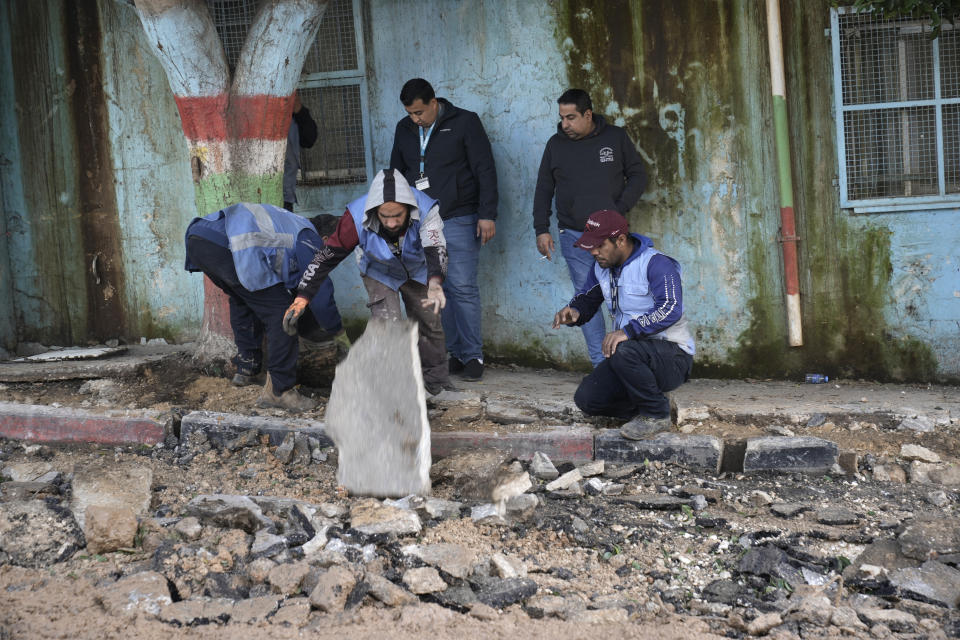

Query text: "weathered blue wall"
[1, 0, 957, 381]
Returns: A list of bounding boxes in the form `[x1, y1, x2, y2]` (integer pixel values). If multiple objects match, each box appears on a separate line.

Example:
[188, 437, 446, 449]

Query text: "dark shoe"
[620, 415, 672, 440]
[448, 356, 465, 374]
[256, 374, 317, 413]
[425, 381, 443, 396]
[231, 371, 266, 387]
[461, 358, 484, 381]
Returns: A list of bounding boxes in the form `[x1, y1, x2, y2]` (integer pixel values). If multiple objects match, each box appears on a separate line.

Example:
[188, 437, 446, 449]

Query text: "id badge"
[415, 176, 430, 191]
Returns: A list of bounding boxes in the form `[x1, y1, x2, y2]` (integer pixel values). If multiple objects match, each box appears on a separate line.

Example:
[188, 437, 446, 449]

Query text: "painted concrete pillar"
[132, 0, 325, 353]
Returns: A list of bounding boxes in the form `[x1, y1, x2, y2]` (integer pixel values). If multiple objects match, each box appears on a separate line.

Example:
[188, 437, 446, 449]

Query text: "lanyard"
[418, 122, 435, 177]
[609, 270, 620, 314]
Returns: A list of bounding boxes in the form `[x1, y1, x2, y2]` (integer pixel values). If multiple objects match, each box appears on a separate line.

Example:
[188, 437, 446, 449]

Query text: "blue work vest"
[595, 237, 696, 355]
[346, 190, 438, 291]
[212, 203, 314, 291]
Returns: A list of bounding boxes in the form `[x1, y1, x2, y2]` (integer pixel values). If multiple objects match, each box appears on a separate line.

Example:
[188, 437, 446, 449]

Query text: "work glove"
[282, 297, 309, 336]
[421, 279, 446, 314]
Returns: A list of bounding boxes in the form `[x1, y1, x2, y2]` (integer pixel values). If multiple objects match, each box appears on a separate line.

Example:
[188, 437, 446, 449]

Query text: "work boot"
[619, 415, 672, 440]
[256, 374, 317, 413]
[448, 356, 465, 374]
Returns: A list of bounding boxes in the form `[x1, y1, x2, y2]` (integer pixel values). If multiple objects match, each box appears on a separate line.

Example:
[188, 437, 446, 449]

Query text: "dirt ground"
[1, 353, 959, 638]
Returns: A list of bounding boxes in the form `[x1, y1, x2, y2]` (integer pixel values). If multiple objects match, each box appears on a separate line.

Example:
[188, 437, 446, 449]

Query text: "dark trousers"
[186, 236, 319, 394]
[574, 339, 693, 420]
[362, 276, 449, 386]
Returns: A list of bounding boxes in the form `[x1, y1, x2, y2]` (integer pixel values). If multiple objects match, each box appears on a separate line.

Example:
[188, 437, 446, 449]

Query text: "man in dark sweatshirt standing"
[390, 78, 498, 381]
[533, 89, 647, 367]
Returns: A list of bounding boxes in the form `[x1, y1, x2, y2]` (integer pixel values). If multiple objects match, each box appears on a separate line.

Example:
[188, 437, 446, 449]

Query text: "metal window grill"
[304, 0, 358, 73]
[298, 85, 367, 185]
[832, 8, 960, 209]
[206, 0, 369, 186]
[205, 0, 257, 72]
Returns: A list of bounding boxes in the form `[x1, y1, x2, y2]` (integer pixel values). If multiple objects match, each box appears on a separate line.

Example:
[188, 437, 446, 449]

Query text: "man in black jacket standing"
[533, 89, 647, 368]
[390, 78, 498, 380]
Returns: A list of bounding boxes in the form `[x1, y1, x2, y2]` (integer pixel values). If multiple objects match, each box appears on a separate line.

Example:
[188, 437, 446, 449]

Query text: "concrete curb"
[0, 402, 165, 445]
[0, 403, 849, 475]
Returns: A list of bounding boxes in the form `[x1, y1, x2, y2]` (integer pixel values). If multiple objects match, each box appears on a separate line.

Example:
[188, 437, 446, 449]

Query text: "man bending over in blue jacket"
[552, 210, 695, 440]
[185, 204, 348, 413]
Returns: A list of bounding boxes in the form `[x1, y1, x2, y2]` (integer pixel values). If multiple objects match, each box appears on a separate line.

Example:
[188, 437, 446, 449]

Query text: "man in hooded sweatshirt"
[283, 168, 452, 395]
[533, 89, 648, 368]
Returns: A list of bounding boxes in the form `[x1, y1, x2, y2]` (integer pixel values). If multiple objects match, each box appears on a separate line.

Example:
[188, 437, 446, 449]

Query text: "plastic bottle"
[805, 373, 829, 384]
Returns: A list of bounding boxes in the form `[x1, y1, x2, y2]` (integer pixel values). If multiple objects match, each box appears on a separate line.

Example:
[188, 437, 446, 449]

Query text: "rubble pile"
[1, 432, 959, 637]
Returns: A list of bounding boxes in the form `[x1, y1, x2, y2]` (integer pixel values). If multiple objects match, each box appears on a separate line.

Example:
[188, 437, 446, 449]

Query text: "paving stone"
[403, 566, 447, 594]
[0, 481, 58, 501]
[70, 460, 153, 530]
[615, 494, 692, 510]
[889, 560, 960, 608]
[900, 444, 940, 463]
[815, 506, 860, 526]
[471, 576, 538, 608]
[309, 565, 356, 612]
[427, 389, 483, 408]
[230, 595, 281, 623]
[349, 498, 421, 536]
[856, 608, 917, 633]
[365, 573, 418, 607]
[0, 500, 84, 567]
[490, 553, 527, 579]
[471, 503, 507, 525]
[251, 531, 287, 558]
[530, 452, 558, 481]
[545, 468, 582, 491]
[85, 505, 138, 553]
[174, 516, 203, 541]
[743, 436, 838, 474]
[577, 460, 604, 477]
[928, 465, 960, 486]
[184, 494, 274, 534]
[156, 597, 234, 626]
[267, 560, 310, 596]
[504, 494, 539, 520]
[899, 518, 960, 560]
[97, 571, 172, 618]
[2, 461, 53, 482]
[771, 503, 808, 518]
[402, 543, 476, 579]
[484, 401, 538, 424]
[595, 431, 722, 472]
[325, 320, 431, 497]
[432, 428, 594, 464]
[179, 411, 329, 449]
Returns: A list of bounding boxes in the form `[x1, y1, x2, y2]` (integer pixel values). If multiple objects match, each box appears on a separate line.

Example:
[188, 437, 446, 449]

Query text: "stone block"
[0, 402, 164, 445]
[85, 505, 138, 554]
[889, 560, 960, 608]
[743, 437, 838, 474]
[324, 319, 431, 497]
[432, 428, 594, 463]
[349, 498, 421, 536]
[70, 460, 153, 530]
[595, 431, 722, 472]
[179, 410, 330, 450]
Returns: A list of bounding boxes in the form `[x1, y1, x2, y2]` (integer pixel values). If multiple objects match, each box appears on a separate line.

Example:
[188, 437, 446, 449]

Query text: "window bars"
[832, 7, 959, 211]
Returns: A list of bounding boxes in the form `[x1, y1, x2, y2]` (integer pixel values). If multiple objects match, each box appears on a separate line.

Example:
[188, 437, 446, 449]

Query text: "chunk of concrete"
[0, 500, 84, 567]
[743, 437, 838, 474]
[184, 494, 274, 534]
[900, 444, 940, 463]
[97, 571, 172, 618]
[85, 505, 138, 554]
[402, 543, 476, 579]
[595, 431, 722, 472]
[349, 498, 421, 536]
[889, 560, 960, 608]
[70, 461, 153, 530]
[324, 319, 431, 497]
[530, 452, 558, 480]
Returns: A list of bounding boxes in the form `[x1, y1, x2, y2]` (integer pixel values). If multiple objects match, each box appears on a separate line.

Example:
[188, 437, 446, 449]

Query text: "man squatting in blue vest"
[184, 204, 350, 413]
[282, 169, 453, 396]
[552, 210, 696, 440]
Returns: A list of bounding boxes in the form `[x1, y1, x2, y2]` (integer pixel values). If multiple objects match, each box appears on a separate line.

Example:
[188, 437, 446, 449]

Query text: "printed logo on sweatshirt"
[599, 146, 614, 163]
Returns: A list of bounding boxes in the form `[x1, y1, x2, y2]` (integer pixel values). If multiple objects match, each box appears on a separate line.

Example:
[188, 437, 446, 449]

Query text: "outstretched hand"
[421, 279, 446, 314]
[552, 306, 580, 329]
[282, 297, 309, 336]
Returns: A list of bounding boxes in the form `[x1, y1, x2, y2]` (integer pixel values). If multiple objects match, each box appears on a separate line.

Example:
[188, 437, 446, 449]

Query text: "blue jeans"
[559, 228, 606, 366]
[441, 214, 483, 362]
